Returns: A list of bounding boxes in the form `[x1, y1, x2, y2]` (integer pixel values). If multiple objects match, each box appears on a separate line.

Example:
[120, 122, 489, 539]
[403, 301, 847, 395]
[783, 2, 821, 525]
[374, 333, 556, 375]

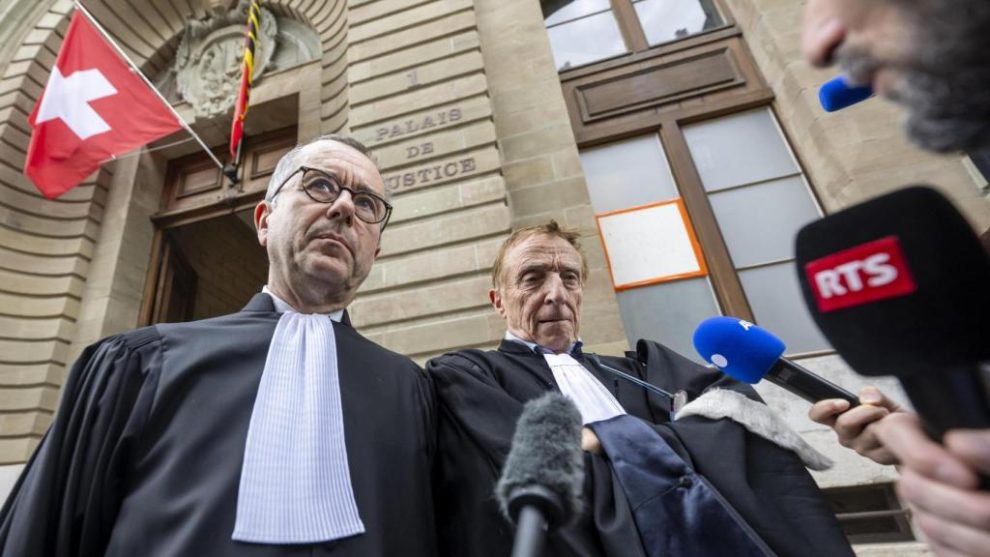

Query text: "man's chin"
[535, 327, 577, 352]
[303, 260, 352, 287]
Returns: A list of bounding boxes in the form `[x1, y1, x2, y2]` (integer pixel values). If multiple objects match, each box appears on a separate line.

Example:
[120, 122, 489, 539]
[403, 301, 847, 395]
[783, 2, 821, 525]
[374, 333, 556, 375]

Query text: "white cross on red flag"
[25, 10, 182, 199]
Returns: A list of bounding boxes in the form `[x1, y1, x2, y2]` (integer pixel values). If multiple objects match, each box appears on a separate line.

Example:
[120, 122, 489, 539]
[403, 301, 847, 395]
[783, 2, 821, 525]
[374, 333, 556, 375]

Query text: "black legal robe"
[0, 294, 437, 557]
[428, 339, 854, 557]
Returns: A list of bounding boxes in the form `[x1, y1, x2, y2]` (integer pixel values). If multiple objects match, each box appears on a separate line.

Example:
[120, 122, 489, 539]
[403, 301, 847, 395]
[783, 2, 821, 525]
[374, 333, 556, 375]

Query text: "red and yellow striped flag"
[229, 0, 260, 160]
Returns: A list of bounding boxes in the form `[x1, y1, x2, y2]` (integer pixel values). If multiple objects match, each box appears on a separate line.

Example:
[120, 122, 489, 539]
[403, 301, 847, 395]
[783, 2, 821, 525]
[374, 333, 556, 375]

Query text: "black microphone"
[795, 186, 990, 439]
[495, 393, 585, 557]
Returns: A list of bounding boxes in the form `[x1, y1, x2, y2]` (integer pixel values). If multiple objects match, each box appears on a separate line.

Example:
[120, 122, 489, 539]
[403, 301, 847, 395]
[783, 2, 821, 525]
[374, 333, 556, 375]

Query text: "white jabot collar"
[503, 332, 624, 425]
[234, 286, 362, 543]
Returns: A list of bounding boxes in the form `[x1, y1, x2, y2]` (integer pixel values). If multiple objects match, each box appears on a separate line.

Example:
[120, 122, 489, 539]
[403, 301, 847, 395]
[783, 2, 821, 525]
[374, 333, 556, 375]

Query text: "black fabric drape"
[0, 294, 438, 557]
[428, 339, 854, 557]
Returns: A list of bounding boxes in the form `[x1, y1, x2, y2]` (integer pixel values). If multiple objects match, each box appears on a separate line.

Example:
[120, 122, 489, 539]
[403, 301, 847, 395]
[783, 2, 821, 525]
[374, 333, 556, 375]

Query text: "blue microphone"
[693, 316, 859, 406]
[819, 75, 873, 112]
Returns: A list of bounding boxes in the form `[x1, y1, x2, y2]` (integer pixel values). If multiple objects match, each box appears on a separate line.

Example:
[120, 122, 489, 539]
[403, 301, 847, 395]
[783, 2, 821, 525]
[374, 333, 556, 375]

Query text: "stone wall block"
[378, 310, 503, 356]
[0, 438, 37, 466]
[350, 0, 436, 27]
[0, 384, 59, 413]
[389, 175, 505, 224]
[0, 412, 50, 437]
[351, 73, 487, 124]
[349, 30, 479, 83]
[509, 177, 590, 214]
[350, 274, 490, 326]
[362, 235, 505, 292]
[0, 363, 63, 387]
[501, 157, 555, 188]
[348, 11, 475, 62]
[379, 201, 510, 256]
[349, 0, 473, 44]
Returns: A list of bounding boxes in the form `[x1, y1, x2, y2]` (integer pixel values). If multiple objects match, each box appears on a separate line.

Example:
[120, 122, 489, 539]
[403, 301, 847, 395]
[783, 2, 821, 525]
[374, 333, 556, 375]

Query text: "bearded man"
[803, 2, 990, 554]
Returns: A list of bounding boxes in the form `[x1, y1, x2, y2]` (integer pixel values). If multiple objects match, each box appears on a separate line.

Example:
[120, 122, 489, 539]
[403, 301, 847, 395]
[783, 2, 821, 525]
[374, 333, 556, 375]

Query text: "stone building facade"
[0, 0, 987, 553]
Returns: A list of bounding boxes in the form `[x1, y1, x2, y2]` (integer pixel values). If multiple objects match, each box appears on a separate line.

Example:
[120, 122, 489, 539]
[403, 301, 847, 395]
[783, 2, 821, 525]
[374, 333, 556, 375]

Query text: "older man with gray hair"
[0, 135, 438, 556]
[430, 221, 854, 557]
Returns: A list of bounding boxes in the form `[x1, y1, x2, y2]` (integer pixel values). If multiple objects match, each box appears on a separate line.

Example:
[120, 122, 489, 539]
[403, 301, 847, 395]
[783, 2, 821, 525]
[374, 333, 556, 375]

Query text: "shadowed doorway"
[142, 127, 296, 325]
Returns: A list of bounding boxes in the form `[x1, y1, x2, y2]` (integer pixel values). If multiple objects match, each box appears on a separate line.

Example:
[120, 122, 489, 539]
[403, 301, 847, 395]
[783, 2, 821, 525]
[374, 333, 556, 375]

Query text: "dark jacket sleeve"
[0, 329, 162, 557]
[428, 352, 646, 557]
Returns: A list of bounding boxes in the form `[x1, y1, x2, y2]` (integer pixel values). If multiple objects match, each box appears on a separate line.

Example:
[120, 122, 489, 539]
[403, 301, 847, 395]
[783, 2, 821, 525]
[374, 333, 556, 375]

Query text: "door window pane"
[708, 176, 822, 268]
[616, 277, 720, 361]
[738, 262, 830, 353]
[581, 135, 679, 213]
[683, 108, 799, 192]
[546, 12, 627, 70]
[633, 0, 724, 45]
[543, 0, 612, 26]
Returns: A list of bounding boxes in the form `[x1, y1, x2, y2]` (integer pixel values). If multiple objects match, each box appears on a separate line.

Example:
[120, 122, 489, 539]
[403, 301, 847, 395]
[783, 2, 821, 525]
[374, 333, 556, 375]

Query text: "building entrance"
[141, 127, 296, 325]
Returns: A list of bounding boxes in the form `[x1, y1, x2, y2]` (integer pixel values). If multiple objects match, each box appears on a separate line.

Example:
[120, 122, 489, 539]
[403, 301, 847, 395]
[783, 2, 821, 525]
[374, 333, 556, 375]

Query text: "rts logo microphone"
[804, 236, 917, 312]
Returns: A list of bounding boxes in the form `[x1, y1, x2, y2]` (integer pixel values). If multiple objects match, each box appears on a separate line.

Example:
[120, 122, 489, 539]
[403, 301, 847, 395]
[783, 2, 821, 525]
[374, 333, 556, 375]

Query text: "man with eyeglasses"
[0, 135, 438, 556]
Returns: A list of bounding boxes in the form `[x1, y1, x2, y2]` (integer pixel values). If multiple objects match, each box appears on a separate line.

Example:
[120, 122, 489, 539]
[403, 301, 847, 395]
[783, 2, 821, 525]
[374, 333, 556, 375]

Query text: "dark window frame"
[542, 0, 735, 73]
[545, 1, 834, 356]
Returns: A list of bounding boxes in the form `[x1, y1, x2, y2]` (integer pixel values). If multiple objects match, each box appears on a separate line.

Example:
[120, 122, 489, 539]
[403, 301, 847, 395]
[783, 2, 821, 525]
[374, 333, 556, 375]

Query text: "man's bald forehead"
[266, 134, 381, 201]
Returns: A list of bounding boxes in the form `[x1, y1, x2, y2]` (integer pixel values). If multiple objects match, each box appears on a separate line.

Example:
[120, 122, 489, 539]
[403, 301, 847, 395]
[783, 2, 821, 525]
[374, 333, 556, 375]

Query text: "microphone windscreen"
[795, 186, 990, 376]
[496, 392, 584, 527]
[819, 75, 874, 112]
[692, 316, 786, 383]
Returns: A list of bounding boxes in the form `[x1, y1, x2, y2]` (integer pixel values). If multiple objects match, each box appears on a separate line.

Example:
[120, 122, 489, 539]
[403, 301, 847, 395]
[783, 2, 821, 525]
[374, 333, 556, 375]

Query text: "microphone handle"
[899, 364, 990, 489]
[766, 359, 860, 406]
[510, 506, 548, 557]
[897, 365, 990, 439]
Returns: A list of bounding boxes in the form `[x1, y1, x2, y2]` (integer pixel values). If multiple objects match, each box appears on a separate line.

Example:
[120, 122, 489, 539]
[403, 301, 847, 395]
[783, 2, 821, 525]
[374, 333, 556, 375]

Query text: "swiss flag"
[25, 11, 182, 199]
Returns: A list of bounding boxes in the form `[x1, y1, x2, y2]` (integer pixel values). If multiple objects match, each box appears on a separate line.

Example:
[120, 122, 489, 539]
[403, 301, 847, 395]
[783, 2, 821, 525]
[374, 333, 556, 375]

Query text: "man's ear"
[489, 288, 504, 316]
[254, 201, 271, 247]
[374, 226, 385, 258]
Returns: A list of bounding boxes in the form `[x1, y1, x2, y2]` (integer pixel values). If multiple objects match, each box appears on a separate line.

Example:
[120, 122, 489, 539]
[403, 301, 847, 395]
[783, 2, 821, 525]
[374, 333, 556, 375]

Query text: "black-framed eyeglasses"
[269, 166, 393, 228]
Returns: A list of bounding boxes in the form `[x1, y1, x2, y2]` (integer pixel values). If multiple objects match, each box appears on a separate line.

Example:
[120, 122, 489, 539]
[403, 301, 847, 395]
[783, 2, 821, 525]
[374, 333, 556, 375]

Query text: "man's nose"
[543, 273, 567, 302]
[325, 189, 355, 225]
[802, 0, 846, 67]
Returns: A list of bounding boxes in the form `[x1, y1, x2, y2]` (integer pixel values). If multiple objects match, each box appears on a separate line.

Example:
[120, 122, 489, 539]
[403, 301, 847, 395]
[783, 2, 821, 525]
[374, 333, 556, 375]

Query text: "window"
[542, 0, 728, 71]
[682, 109, 828, 354]
[580, 108, 829, 358]
[823, 484, 915, 544]
[543, 0, 628, 70]
[582, 136, 719, 358]
[632, 0, 723, 46]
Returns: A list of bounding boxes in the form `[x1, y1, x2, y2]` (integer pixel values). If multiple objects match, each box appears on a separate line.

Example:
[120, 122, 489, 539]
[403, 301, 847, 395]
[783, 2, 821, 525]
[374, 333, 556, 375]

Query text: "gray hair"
[265, 134, 386, 202]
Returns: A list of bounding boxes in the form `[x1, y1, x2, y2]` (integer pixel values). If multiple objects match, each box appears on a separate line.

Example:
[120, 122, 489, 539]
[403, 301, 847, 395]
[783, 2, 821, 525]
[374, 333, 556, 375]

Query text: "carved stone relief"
[172, 0, 278, 120]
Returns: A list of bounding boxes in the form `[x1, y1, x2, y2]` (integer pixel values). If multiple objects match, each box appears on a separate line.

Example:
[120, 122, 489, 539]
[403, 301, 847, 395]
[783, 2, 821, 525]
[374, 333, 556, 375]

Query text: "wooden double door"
[141, 128, 296, 325]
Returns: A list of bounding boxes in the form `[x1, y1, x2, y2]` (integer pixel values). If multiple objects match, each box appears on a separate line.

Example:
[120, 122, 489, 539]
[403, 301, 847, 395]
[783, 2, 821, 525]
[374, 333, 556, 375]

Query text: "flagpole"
[71, 1, 228, 176]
